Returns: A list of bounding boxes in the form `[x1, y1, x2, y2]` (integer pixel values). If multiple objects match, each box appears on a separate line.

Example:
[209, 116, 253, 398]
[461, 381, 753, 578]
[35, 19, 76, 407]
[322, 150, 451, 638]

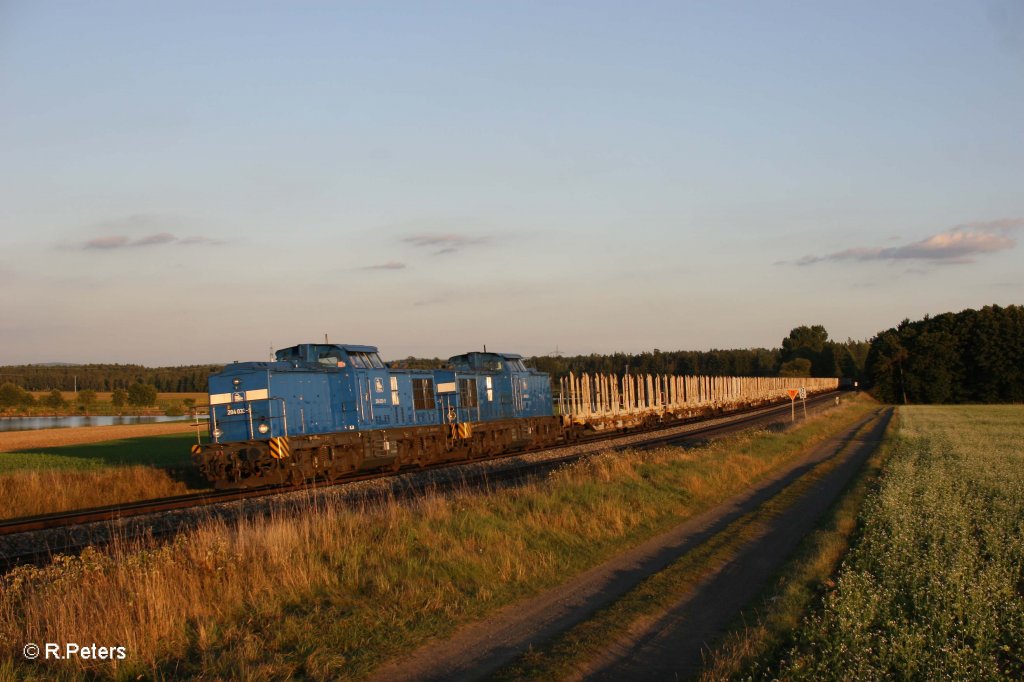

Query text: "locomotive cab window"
[412, 379, 435, 410]
[349, 354, 367, 369]
[318, 350, 342, 366]
[368, 353, 385, 369]
[459, 379, 478, 409]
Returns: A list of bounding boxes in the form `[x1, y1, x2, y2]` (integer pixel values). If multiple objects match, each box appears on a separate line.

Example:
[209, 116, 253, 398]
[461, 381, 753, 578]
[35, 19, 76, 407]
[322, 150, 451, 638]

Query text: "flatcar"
[191, 341, 841, 488]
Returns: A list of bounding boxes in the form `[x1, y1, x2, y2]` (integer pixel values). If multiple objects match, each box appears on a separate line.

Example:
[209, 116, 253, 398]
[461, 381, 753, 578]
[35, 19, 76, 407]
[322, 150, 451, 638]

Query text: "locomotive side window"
[349, 354, 367, 369]
[368, 353, 385, 369]
[412, 379, 435, 410]
[459, 379, 478, 408]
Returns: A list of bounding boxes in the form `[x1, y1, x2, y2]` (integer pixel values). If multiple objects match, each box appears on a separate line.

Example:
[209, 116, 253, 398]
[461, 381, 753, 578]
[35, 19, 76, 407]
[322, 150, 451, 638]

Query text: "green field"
[772, 405, 1024, 680]
[0, 433, 196, 474]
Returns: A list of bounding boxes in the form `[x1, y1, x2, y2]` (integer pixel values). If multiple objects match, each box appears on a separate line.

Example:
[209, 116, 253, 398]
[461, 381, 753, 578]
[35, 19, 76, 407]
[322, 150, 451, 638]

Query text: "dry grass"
[0, 422, 201, 454]
[0, 467, 192, 519]
[0, 395, 875, 680]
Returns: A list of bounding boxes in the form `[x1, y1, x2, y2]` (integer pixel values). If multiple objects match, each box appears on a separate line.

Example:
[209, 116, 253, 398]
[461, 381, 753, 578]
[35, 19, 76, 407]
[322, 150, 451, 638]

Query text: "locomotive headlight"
[258, 423, 270, 434]
[212, 428, 224, 439]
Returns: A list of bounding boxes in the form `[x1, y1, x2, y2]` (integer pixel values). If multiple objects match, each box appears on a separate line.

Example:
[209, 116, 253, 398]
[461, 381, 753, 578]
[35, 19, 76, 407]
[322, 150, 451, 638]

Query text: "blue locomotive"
[192, 343, 560, 487]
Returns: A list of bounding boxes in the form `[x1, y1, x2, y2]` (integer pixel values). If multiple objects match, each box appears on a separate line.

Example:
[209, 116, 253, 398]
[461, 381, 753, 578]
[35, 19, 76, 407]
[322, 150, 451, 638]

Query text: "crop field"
[0, 433, 196, 473]
[0, 395, 875, 680]
[0, 433, 203, 518]
[770, 405, 1024, 680]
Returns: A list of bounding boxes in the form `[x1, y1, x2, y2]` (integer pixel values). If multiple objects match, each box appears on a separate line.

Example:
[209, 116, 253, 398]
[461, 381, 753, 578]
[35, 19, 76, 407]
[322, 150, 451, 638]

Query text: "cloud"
[132, 232, 177, 246]
[402, 233, 489, 255]
[178, 236, 226, 246]
[81, 233, 225, 250]
[83, 235, 132, 250]
[791, 219, 1021, 266]
[74, 214, 226, 251]
[362, 261, 407, 270]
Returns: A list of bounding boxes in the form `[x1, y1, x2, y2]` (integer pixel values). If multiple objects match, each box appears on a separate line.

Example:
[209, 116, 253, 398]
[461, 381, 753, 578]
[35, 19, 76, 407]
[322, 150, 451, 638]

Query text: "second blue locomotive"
[193, 342, 558, 487]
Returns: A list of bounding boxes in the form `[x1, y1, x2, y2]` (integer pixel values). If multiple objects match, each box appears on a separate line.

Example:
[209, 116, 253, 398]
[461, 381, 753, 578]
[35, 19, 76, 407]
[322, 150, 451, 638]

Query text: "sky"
[1, 1, 1022, 365]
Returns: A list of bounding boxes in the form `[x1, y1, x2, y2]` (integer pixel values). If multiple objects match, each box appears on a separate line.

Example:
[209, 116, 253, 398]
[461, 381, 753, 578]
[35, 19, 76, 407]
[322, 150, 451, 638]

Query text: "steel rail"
[0, 391, 842, 538]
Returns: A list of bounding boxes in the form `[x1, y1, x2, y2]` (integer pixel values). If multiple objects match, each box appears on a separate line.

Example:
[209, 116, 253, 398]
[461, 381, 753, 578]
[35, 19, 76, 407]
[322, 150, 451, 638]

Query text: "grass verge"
[0, 395, 874, 680]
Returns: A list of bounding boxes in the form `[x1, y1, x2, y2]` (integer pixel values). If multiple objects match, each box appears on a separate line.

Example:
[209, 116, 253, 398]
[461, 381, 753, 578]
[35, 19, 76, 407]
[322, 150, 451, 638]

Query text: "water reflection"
[0, 415, 208, 432]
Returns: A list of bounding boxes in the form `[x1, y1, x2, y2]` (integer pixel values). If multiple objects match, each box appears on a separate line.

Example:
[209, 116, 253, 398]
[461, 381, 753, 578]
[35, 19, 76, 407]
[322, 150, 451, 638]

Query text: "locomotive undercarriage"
[193, 397, 782, 489]
[193, 416, 568, 489]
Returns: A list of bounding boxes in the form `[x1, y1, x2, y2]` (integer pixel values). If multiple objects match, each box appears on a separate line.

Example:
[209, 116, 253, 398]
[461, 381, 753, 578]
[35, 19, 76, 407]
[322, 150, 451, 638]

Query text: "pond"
[0, 415, 208, 432]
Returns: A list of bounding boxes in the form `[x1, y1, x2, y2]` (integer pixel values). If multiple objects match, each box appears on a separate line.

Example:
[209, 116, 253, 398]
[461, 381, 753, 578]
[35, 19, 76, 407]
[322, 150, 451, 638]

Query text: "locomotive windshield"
[347, 352, 384, 369]
[318, 349, 343, 366]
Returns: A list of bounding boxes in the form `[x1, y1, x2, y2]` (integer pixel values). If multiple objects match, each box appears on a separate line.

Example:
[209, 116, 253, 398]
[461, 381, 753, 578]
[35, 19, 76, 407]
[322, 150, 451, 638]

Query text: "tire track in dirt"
[368, 407, 890, 682]
[579, 408, 892, 681]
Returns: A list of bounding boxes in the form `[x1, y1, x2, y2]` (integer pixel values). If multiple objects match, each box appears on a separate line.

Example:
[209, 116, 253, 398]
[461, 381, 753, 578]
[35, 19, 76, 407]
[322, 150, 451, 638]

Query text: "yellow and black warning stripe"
[190, 444, 202, 457]
[268, 436, 291, 460]
[450, 422, 473, 439]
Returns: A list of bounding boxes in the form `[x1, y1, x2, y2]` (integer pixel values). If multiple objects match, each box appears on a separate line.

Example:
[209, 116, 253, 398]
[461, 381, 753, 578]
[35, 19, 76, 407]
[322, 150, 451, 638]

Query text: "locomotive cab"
[446, 352, 552, 422]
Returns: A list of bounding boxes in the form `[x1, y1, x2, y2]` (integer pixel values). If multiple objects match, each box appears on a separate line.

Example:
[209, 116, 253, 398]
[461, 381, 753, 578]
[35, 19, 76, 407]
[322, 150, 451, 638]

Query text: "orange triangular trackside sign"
[787, 388, 800, 400]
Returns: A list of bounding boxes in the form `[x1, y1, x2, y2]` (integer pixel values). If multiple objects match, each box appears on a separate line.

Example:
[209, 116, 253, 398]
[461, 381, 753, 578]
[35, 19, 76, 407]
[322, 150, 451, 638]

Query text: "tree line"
[0, 383, 163, 409]
[866, 304, 1024, 404]
[7, 305, 1014, 406]
[1, 328, 867, 399]
[526, 328, 869, 383]
[0, 364, 221, 393]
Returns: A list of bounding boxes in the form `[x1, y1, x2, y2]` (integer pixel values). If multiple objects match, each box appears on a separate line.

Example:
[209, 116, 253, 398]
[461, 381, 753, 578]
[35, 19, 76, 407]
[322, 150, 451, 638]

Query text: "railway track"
[0, 391, 843, 571]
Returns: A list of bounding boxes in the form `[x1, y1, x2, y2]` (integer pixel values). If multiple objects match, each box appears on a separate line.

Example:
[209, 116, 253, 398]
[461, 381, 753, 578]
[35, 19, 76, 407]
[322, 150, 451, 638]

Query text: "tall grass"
[0, 395, 874, 680]
[0, 467, 192, 519]
[0, 432, 204, 519]
[774, 405, 1024, 680]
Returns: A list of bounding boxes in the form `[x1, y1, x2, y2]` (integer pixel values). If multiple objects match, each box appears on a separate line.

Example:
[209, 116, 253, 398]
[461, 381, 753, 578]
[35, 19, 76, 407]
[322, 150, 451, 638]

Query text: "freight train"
[191, 342, 839, 488]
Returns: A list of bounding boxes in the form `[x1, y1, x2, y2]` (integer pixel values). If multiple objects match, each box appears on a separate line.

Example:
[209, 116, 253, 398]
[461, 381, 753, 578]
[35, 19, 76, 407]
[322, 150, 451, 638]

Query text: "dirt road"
[369, 408, 892, 682]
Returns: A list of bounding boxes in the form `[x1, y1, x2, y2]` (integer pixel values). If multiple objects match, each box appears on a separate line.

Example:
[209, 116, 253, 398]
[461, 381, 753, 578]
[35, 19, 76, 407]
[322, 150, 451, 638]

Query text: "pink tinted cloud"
[793, 219, 1021, 266]
[81, 233, 225, 250]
